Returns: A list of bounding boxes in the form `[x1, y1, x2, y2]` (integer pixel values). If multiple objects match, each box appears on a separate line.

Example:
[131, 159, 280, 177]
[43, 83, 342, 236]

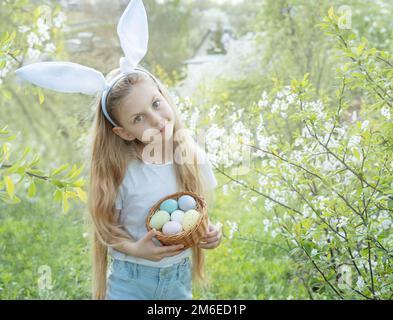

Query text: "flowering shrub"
[181, 8, 393, 299]
[0, 1, 84, 211]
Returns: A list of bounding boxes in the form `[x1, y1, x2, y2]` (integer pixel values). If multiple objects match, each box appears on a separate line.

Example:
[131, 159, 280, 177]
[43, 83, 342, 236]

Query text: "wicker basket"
[146, 191, 208, 249]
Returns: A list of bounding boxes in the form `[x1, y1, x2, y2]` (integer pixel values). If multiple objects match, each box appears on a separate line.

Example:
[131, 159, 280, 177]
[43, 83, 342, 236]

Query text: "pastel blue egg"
[160, 199, 178, 213]
[178, 195, 197, 211]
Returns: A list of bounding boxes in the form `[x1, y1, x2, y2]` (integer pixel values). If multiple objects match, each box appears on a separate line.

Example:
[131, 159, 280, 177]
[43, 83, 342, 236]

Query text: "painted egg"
[178, 195, 197, 211]
[149, 210, 170, 230]
[170, 209, 185, 224]
[162, 221, 183, 235]
[182, 209, 201, 231]
[160, 199, 178, 213]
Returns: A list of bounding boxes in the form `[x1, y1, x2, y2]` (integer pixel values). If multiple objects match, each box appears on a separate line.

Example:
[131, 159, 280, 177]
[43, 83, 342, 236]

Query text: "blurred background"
[1, 0, 392, 299]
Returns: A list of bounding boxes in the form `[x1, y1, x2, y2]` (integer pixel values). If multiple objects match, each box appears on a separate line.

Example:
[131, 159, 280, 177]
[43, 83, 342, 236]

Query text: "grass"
[0, 177, 308, 299]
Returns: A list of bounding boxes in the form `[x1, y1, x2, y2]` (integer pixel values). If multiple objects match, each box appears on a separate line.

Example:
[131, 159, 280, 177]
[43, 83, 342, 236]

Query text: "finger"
[203, 236, 219, 243]
[144, 228, 157, 241]
[203, 231, 221, 242]
[203, 229, 219, 239]
[199, 240, 219, 249]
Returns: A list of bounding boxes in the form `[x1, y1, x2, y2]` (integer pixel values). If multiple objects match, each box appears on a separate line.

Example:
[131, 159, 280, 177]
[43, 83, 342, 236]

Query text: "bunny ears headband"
[15, 0, 151, 127]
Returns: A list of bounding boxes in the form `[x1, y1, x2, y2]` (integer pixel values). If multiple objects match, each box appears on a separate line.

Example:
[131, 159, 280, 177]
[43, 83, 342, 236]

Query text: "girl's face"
[112, 77, 175, 146]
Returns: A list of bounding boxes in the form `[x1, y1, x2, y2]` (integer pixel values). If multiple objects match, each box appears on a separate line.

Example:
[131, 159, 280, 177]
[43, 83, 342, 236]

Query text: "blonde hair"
[87, 67, 214, 300]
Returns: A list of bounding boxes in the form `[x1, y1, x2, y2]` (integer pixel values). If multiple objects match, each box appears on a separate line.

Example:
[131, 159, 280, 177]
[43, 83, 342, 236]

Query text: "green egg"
[149, 210, 170, 230]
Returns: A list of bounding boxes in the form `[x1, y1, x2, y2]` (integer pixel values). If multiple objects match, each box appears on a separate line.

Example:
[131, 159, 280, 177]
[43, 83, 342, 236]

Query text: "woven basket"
[146, 191, 208, 249]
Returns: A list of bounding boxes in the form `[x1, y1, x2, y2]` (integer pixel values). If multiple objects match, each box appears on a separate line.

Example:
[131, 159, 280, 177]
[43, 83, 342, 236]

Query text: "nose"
[150, 112, 164, 130]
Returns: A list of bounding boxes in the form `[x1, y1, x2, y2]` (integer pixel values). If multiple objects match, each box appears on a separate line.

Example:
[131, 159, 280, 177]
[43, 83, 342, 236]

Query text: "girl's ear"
[112, 127, 136, 141]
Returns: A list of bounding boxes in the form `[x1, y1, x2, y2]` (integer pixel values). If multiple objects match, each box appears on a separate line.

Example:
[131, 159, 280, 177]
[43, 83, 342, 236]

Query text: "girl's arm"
[108, 209, 138, 256]
[108, 210, 185, 260]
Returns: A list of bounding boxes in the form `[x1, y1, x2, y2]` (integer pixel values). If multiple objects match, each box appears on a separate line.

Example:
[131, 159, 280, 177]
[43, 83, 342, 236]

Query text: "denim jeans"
[105, 257, 192, 300]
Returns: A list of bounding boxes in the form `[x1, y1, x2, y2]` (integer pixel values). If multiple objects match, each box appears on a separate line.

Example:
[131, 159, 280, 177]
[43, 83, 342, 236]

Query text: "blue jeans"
[106, 257, 193, 300]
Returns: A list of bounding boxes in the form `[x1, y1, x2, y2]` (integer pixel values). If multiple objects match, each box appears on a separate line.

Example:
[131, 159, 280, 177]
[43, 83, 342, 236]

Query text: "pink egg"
[162, 221, 183, 235]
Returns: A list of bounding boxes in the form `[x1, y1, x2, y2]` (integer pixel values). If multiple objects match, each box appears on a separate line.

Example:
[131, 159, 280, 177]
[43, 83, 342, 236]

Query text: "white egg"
[162, 221, 183, 235]
[171, 209, 185, 224]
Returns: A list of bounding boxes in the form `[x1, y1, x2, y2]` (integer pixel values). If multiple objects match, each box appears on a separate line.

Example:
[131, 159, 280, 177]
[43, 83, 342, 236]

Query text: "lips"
[159, 121, 168, 133]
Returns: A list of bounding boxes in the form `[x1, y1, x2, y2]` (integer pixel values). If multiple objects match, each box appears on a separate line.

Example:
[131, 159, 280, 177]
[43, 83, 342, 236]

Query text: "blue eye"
[134, 115, 143, 123]
[153, 99, 161, 108]
[132, 100, 160, 124]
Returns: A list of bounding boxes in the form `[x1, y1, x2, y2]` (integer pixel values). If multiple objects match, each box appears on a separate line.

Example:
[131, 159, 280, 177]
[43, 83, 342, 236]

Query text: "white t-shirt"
[108, 147, 218, 267]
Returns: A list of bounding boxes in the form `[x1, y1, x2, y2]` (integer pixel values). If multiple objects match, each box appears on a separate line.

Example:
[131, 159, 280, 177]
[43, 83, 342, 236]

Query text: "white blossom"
[263, 219, 270, 231]
[53, 12, 66, 28]
[351, 110, 357, 122]
[258, 91, 269, 108]
[222, 184, 229, 195]
[347, 135, 361, 147]
[27, 32, 41, 47]
[44, 42, 56, 54]
[18, 25, 30, 33]
[226, 220, 238, 239]
[361, 120, 369, 130]
[208, 104, 219, 119]
[27, 48, 41, 60]
[280, 111, 288, 119]
[264, 199, 277, 211]
[354, 272, 366, 290]
[37, 17, 50, 35]
[380, 106, 391, 120]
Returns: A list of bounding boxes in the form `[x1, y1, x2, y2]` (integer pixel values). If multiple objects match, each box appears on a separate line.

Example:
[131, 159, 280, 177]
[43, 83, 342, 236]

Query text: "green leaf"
[357, 43, 365, 55]
[51, 179, 65, 188]
[2, 142, 11, 161]
[66, 164, 84, 180]
[38, 88, 45, 105]
[62, 191, 69, 213]
[27, 169, 44, 176]
[0, 125, 9, 134]
[353, 148, 360, 161]
[328, 7, 335, 20]
[4, 175, 15, 198]
[17, 146, 31, 164]
[0, 191, 20, 204]
[75, 187, 86, 203]
[27, 180, 36, 198]
[51, 163, 69, 177]
[72, 178, 85, 188]
[53, 189, 63, 203]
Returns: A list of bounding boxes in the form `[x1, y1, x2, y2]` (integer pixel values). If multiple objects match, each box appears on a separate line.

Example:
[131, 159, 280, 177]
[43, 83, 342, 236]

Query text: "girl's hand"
[198, 222, 222, 249]
[133, 229, 185, 261]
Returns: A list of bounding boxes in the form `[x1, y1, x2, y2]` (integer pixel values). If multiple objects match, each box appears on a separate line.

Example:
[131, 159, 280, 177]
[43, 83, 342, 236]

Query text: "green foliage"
[193, 178, 308, 299]
[0, 126, 86, 213]
[2, 0, 393, 300]
[0, 188, 91, 299]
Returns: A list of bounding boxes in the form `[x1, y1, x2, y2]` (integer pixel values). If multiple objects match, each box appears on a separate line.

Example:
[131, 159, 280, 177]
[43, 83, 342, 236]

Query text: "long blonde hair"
[87, 67, 213, 300]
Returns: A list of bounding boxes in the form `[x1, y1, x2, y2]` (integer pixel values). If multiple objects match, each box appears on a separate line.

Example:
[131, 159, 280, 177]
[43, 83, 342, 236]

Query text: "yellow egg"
[182, 209, 201, 231]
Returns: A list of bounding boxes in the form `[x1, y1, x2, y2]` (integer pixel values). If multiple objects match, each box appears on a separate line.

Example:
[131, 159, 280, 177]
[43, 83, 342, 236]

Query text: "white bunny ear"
[117, 0, 148, 73]
[15, 61, 106, 95]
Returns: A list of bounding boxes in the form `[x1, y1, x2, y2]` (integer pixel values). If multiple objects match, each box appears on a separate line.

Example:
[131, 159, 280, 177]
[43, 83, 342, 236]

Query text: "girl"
[88, 66, 222, 300]
[14, 0, 222, 300]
